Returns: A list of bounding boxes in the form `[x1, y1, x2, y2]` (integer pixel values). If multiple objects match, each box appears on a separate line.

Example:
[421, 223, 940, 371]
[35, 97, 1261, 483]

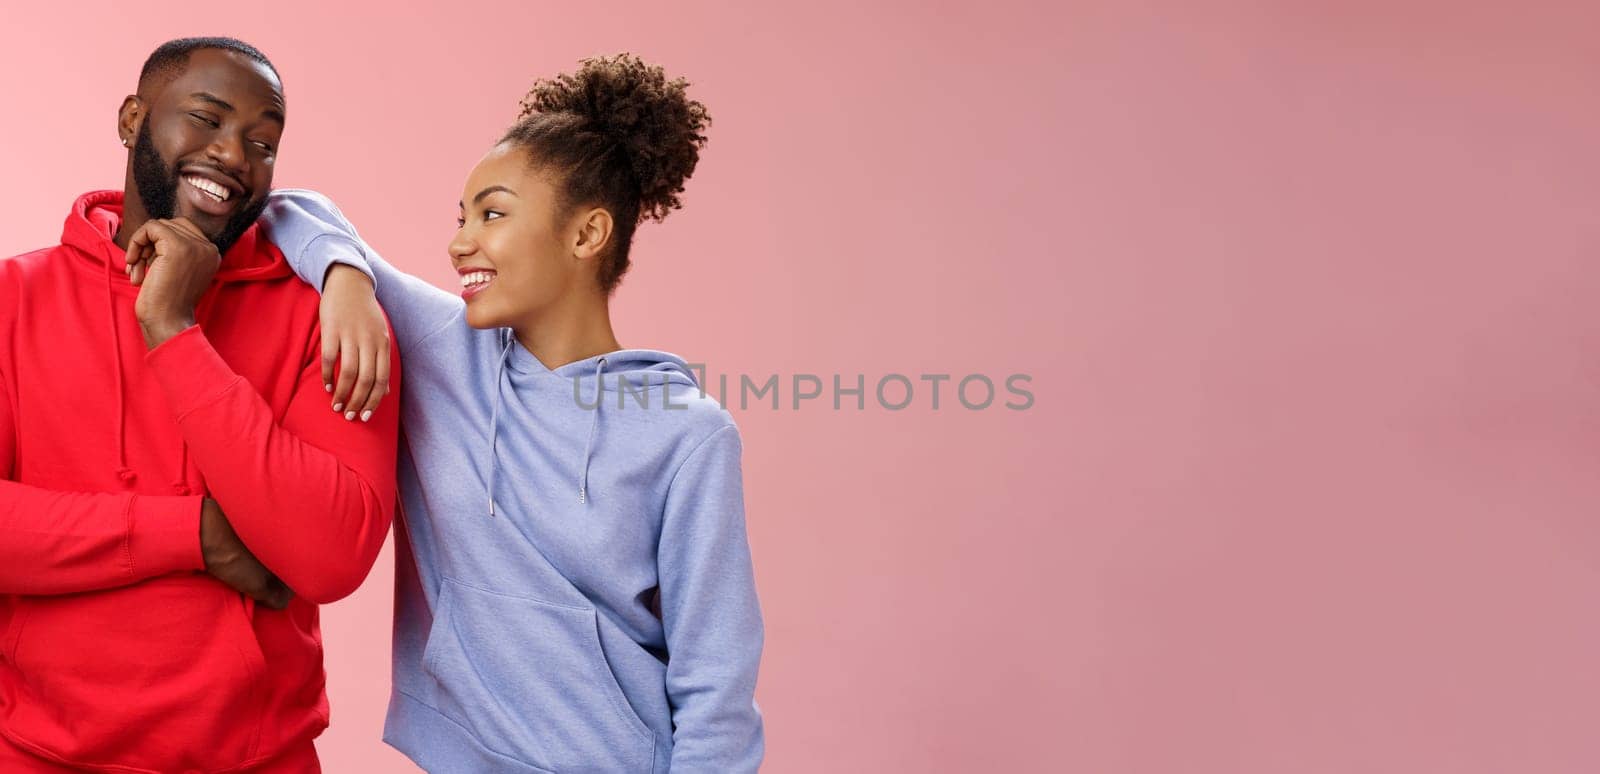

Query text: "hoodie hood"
[516, 344, 699, 389]
[485, 334, 701, 512]
[62, 190, 292, 286]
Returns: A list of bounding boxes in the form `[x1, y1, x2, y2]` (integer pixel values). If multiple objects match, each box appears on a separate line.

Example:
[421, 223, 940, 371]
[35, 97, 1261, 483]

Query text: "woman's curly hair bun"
[518, 53, 710, 223]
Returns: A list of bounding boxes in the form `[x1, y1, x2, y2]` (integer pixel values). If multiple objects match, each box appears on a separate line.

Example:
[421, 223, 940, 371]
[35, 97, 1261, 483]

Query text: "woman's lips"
[460, 269, 496, 300]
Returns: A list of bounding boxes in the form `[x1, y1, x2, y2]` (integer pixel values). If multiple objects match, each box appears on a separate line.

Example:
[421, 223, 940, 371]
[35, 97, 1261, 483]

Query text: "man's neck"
[113, 184, 149, 251]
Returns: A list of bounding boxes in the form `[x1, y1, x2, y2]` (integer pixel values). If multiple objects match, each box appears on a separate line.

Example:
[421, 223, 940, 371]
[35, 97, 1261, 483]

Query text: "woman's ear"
[572, 207, 615, 262]
[117, 96, 142, 148]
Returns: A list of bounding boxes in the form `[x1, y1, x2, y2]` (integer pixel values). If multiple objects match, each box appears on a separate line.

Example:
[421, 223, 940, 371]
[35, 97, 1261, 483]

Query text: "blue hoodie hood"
[487, 333, 701, 513]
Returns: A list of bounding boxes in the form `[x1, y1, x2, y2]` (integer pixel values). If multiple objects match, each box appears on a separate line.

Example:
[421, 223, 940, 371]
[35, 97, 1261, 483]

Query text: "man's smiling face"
[127, 47, 285, 253]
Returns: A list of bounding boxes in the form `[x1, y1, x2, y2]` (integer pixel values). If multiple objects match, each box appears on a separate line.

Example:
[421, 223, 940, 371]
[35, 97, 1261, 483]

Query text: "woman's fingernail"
[325, 384, 333, 393]
[360, 410, 372, 422]
[345, 411, 356, 421]
[333, 403, 344, 412]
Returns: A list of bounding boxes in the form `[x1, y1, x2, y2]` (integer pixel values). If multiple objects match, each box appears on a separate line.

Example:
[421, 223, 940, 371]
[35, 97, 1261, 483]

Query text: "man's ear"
[572, 207, 615, 262]
[117, 96, 143, 148]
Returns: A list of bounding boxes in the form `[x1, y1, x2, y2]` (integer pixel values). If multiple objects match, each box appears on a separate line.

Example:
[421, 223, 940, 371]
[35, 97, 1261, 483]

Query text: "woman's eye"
[456, 217, 466, 228]
[484, 210, 503, 221]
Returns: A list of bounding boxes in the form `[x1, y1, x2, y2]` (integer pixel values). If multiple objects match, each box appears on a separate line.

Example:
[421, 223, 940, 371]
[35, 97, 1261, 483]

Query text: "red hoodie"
[0, 191, 400, 773]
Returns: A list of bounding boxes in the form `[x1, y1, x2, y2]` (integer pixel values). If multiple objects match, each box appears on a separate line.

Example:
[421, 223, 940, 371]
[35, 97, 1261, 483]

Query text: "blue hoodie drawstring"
[579, 357, 607, 505]
[486, 330, 516, 517]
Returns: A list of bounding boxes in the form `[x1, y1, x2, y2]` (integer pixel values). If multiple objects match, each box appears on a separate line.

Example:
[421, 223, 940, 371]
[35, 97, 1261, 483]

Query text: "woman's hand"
[321, 265, 392, 421]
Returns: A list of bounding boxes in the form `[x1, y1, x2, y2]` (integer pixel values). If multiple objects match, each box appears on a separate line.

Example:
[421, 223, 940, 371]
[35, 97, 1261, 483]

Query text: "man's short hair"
[138, 37, 280, 93]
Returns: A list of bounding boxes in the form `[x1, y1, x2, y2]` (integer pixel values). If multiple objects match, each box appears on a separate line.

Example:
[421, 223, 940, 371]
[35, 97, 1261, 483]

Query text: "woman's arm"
[657, 424, 766, 773]
[260, 189, 465, 418]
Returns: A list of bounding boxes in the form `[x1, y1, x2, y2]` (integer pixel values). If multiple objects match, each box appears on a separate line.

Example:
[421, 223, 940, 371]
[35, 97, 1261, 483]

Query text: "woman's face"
[451, 142, 576, 330]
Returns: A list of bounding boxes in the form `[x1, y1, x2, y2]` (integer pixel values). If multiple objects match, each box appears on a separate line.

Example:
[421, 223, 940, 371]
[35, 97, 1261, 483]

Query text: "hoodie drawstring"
[579, 357, 607, 505]
[104, 255, 135, 485]
[486, 330, 517, 517]
[485, 334, 608, 514]
[105, 255, 213, 494]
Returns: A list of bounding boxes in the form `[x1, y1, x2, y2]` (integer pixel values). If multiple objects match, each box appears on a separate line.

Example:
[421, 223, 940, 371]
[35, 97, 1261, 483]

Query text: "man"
[0, 37, 399, 772]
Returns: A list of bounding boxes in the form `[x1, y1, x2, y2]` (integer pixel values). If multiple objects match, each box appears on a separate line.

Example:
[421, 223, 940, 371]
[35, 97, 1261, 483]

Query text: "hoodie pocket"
[422, 578, 655, 774]
[4, 575, 267, 771]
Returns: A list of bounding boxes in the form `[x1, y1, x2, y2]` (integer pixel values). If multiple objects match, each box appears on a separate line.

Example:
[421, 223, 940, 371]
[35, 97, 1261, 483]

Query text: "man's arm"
[143, 327, 400, 603]
[0, 361, 203, 595]
[0, 259, 289, 604]
[131, 217, 401, 604]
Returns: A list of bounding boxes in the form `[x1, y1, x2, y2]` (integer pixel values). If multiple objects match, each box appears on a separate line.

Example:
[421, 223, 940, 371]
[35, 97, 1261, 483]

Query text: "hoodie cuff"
[127, 494, 205, 576]
[145, 325, 245, 422]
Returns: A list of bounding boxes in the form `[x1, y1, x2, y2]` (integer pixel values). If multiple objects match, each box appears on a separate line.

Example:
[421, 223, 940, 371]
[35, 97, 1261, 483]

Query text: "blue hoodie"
[261, 190, 764, 774]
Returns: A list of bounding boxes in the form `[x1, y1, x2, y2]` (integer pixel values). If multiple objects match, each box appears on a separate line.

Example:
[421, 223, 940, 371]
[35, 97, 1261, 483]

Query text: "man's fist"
[126, 218, 220, 348]
[200, 498, 292, 610]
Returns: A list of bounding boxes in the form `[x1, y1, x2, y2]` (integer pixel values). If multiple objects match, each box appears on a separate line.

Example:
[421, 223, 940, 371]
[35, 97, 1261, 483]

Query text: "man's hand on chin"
[126, 217, 221, 349]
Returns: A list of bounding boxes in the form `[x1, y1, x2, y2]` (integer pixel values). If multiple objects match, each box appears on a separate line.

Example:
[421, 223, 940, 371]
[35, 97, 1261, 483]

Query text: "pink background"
[3, 1, 1599, 772]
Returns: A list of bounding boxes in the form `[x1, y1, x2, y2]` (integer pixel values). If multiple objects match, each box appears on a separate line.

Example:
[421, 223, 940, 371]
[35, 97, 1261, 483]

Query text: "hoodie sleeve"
[0, 364, 203, 594]
[143, 325, 400, 604]
[657, 424, 765, 773]
[261, 188, 464, 351]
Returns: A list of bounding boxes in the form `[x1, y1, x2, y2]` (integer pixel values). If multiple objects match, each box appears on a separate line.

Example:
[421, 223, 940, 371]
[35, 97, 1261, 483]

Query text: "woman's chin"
[463, 306, 505, 330]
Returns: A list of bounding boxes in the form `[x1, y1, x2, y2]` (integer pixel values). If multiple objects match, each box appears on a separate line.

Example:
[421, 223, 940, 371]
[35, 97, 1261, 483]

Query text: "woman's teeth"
[183, 175, 231, 202]
[461, 271, 495, 289]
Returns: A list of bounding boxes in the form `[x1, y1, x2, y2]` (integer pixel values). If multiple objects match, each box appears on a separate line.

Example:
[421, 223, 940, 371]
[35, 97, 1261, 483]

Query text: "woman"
[259, 55, 761, 773]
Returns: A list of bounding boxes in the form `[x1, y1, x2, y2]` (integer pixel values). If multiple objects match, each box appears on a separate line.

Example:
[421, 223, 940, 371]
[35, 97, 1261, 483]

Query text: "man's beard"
[131, 123, 266, 256]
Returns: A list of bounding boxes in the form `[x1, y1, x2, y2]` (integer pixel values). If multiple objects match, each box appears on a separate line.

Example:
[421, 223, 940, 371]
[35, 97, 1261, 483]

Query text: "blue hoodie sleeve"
[261, 188, 463, 350]
[657, 424, 765, 772]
